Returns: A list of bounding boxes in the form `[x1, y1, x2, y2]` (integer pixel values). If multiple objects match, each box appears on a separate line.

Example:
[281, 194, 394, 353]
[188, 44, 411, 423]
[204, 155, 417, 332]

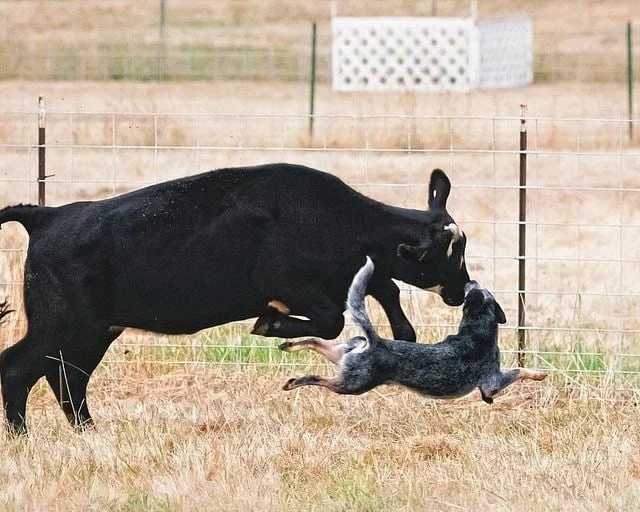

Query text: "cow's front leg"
[251, 297, 344, 339]
[369, 279, 416, 342]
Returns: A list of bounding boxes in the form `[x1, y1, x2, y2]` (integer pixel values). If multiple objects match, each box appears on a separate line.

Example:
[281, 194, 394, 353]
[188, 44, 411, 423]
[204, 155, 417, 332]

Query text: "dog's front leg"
[479, 388, 494, 404]
[480, 368, 547, 403]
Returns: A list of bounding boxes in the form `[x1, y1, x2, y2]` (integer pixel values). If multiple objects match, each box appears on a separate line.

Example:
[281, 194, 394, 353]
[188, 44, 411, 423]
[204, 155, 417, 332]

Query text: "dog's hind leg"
[480, 368, 547, 403]
[44, 327, 124, 430]
[282, 375, 350, 394]
[282, 373, 376, 395]
[279, 338, 345, 365]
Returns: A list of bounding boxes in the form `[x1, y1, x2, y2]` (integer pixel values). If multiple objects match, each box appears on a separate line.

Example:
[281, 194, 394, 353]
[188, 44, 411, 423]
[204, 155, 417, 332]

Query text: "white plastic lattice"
[478, 16, 533, 89]
[332, 17, 479, 92]
[332, 16, 533, 92]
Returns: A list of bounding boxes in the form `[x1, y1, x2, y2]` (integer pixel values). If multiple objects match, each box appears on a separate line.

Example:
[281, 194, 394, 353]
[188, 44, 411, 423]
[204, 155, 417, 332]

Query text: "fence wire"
[0, 109, 639, 388]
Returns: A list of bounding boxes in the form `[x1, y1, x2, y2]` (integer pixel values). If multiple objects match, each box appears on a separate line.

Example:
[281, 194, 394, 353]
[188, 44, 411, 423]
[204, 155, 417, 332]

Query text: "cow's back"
[27, 164, 370, 333]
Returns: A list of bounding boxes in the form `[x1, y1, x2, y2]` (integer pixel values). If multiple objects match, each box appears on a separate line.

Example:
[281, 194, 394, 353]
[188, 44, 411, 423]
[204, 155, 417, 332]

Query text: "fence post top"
[38, 96, 46, 128]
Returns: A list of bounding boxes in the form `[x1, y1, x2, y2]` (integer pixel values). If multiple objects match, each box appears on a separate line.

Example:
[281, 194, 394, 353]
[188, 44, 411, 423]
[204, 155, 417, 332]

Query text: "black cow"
[0, 163, 469, 434]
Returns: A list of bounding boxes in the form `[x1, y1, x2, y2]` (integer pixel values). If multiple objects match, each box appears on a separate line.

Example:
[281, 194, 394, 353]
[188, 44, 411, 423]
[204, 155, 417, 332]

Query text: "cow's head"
[393, 169, 470, 306]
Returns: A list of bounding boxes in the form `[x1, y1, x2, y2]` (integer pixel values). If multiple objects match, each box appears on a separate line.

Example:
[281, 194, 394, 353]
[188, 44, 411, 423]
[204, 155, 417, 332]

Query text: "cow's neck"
[367, 202, 433, 242]
[359, 202, 435, 268]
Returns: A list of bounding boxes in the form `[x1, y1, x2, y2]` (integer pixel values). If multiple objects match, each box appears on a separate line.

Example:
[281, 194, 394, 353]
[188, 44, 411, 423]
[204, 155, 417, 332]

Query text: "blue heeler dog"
[280, 257, 546, 402]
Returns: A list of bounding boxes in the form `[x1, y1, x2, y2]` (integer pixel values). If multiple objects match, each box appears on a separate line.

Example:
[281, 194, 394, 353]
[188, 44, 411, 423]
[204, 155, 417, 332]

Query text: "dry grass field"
[1, 368, 639, 511]
[1, 1, 640, 510]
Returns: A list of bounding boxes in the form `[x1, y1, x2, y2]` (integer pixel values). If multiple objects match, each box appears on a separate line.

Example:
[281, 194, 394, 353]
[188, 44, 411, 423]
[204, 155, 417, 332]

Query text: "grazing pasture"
[0, 0, 640, 509]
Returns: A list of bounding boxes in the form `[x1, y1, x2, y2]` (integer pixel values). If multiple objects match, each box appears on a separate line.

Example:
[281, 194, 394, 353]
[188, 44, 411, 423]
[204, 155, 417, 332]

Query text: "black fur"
[0, 163, 469, 434]
[281, 259, 546, 400]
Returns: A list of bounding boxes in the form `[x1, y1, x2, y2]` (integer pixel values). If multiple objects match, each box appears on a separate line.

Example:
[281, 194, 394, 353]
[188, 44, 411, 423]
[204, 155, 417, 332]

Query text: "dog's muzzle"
[465, 280, 495, 302]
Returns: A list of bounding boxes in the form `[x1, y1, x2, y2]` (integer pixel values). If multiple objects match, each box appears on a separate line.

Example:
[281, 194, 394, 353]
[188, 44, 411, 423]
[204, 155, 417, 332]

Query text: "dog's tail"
[346, 256, 380, 350]
[0, 204, 48, 234]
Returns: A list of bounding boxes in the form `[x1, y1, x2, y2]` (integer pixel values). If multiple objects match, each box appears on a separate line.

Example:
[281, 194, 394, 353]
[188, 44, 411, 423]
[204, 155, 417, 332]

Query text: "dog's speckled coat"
[281, 257, 546, 402]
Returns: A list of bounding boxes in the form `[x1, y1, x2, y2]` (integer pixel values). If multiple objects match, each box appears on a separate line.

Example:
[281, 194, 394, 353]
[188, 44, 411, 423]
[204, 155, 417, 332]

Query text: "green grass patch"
[111, 325, 322, 369]
[103, 327, 640, 389]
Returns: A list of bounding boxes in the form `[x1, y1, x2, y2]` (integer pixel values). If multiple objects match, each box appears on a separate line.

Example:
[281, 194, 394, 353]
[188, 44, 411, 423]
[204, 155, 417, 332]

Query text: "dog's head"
[462, 281, 506, 325]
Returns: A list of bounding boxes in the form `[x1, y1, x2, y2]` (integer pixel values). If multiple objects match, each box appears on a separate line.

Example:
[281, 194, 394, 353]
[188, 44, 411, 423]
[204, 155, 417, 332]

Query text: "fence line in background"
[0, 39, 638, 84]
[1, 108, 640, 384]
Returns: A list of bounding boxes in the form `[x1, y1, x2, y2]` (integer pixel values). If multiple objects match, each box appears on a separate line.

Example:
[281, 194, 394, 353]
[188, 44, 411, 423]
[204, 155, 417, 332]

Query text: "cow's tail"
[346, 256, 380, 350]
[0, 204, 47, 233]
[0, 205, 33, 325]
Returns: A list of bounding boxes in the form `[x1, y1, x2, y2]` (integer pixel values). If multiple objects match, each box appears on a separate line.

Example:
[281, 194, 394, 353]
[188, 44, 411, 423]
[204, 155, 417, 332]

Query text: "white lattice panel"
[332, 16, 533, 92]
[332, 17, 479, 92]
[478, 16, 533, 89]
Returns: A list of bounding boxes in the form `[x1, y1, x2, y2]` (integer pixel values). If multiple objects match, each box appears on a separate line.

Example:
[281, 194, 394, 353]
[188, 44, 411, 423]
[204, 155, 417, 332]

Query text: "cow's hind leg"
[0, 335, 49, 435]
[45, 327, 124, 430]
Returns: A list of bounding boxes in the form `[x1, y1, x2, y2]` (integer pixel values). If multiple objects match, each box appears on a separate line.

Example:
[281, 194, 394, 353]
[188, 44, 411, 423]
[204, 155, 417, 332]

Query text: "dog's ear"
[495, 301, 507, 324]
[428, 169, 451, 210]
[397, 243, 429, 263]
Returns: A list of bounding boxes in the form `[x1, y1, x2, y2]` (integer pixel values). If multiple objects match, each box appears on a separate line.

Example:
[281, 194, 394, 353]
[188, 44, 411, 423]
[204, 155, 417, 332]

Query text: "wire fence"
[1, 106, 640, 387]
[1, 33, 637, 84]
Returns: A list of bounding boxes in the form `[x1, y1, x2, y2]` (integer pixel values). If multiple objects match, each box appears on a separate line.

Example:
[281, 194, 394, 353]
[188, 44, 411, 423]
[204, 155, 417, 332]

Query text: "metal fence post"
[518, 104, 528, 367]
[628, 21, 634, 139]
[38, 96, 46, 207]
[158, 0, 168, 80]
[309, 21, 318, 137]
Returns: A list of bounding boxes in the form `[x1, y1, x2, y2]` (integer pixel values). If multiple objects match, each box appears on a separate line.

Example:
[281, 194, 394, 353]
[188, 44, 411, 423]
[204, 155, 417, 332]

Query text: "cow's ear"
[397, 243, 429, 263]
[428, 169, 451, 210]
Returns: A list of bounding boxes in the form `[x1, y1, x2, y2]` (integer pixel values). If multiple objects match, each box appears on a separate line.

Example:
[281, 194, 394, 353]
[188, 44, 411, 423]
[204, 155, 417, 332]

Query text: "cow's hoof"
[251, 316, 271, 335]
[252, 313, 283, 336]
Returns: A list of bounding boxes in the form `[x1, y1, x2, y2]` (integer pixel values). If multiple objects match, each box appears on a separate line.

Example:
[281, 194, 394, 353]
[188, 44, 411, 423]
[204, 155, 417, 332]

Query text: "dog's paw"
[521, 368, 548, 381]
[282, 378, 297, 391]
[481, 395, 494, 404]
[279, 341, 293, 352]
